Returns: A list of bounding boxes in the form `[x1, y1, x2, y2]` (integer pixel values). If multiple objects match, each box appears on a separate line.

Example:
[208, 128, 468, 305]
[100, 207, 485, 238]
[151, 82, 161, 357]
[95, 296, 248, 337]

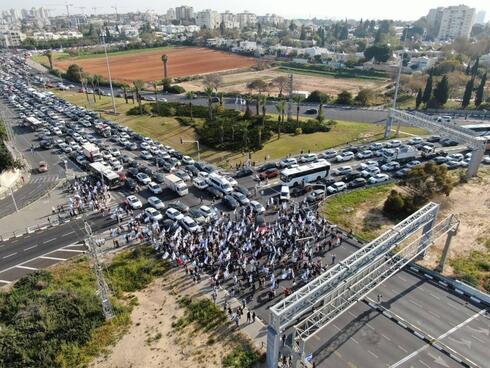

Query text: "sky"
[1, 0, 489, 21]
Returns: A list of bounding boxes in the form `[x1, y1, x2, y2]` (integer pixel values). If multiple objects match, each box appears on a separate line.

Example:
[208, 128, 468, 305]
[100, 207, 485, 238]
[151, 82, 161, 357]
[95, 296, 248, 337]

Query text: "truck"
[164, 174, 188, 196]
[381, 145, 418, 163]
[82, 143, 103, 163]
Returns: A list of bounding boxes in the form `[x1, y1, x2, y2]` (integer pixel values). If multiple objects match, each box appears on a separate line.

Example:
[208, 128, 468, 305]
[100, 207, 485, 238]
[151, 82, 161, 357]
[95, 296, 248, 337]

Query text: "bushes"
[223, 343, 260, 368]
[173, 296, 227, 331]
[166, 85, 186, 94]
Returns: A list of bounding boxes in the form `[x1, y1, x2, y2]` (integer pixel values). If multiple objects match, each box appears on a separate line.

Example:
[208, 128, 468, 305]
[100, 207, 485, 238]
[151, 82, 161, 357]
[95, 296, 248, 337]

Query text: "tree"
[465, 62, 471, 76]
[300, 25, 306, 40]
[354, 89, 374, 106]
[335, 91, 353, 105]
[121, 83, 129, 104]
[161, 54, 169, 78]
[186, 91, 195, 120]
[161, 77, 172, 93]
[272, 76, 289, 97]
[219, 21, 225, 36]
[204, 86, 214, 120]
[305, 90, 330, 103]
[383, 190, 405, 217]
[363, 44, 391, 63]
[433, 75, 449, 107]
[246, 79, 268, 95]
[275, 100, 286, 138]
[471, 57, 479, 77]
[422, 74, 433, 105]
[317, 96, 327, 122]
[132, 80, 145, 115]
[462, 78, 474, 109]
[203, 74, 223, 92]
[475, 72, 487, 108]
[293, 95, 304, 126]
[65, 64, 84, 83]
[289, 21, 297, 32]
[415, 88, 423, 109]
[93, 74, 102, 100]
[44, 49, 53, 70]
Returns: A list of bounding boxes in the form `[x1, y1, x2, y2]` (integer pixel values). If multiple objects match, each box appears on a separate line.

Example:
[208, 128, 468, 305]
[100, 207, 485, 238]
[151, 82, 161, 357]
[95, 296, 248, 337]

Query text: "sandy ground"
[178, 68, 388, 96]
[55, 47, 256, 82]
[91, 270, 235, 368]
[354, 169, 490, 275]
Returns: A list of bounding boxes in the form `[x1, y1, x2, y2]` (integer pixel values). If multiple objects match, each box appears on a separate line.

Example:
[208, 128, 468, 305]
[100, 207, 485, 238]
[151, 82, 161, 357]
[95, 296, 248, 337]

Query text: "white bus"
[88, 162, 122, 189]
[280, 159, 330, 187]
[25, 116, 42, 129]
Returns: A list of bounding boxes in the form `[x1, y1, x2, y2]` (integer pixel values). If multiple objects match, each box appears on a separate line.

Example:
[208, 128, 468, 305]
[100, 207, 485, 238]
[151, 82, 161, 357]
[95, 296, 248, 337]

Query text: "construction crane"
[111, 5, 119, 21]
[45, 3, 73, 17]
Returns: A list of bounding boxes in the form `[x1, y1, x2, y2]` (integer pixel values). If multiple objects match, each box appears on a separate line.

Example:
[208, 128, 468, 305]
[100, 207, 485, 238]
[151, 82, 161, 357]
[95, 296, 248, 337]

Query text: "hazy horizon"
[1, 0, 489, 21]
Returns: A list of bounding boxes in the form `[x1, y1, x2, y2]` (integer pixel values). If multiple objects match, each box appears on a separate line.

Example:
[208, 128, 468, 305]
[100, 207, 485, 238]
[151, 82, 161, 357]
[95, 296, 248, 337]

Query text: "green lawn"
[279, 67, 388, 81]
[451, 238, 490, 292]
[320, 184, 395, 241]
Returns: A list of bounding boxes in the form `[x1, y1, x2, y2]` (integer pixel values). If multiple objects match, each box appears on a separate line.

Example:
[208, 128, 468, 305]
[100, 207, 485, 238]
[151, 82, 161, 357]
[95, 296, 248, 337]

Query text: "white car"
[299, 153, 318, 163]
[148, 181, 162, 194]
[182, 155, 195, 165]
[109, 147, 121, 157]
[144, 207, 163, 222]
[408, 137, 424, 145]
[482, 156, 490, 164]
[109, 159, 121, 168]
[102, 151, 113, 161]
[180, 216, 201, 232]
[381, 161, 400, 171]
[361, 166, 381, 178]
[166, 208, 184, 221]
[405, 160, 421, 169]
[140, 151, 153, 160]
[356, 150, 373, 159]
[136, 172, 151, 185]
[126, 195, 142, 209]
[448, 153, 464, 162]
[327, 182, 347, 194]
[388, 140, 402, 148]
[225, 176, 238, 187]
[250, 200, 265, 214]
[333, 166, 353, 176]
[368, 173, 390, 184]
[359, 160, 379, 170]
[193, 177, 208, 190]
[336, 151, 354, 162]
[140, 142, 150, 150]
[279, 158, 298, 168]
[199, 205, 218, 220]
[148, 196, 165, 209]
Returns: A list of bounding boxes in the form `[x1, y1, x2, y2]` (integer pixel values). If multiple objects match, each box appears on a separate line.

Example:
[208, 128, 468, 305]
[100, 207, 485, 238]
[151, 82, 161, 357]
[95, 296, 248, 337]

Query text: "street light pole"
[101, 35, 117, 115]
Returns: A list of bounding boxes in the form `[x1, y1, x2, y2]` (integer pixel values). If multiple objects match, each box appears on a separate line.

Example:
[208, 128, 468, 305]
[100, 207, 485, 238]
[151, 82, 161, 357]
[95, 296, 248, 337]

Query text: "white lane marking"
[398, 345, 408, 353]
[16, 265, 38, 270]
[62, 231, 75, 237]
[332, 324, 342, 331]
[431, 294, 441, 300]
[409, 299, 423, 308]
[43, 238, 57, 244]
[381, 334, 392, 341]
[58, 248, 85, 253]
[39, 256, 66, 261]
[397, 275, 407, 282]
[418, 360, 431, 368]
[351, 337, 359, 344]
[24, 245, 38, 251]
[366, 324, 375, 330]
[0, 279, 11, 284]
[428, 310, 441, 319]
[2, 252, 17, 259]
[367, 350, 378, 359]
[471, 335, 485, 344]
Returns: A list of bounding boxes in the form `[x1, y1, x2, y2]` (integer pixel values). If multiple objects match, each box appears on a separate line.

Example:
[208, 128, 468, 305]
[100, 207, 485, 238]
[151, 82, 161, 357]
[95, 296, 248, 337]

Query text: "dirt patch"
[178, 68, 388, 96]
[54, 47, 257, 82]
[91, 271, 233, 368]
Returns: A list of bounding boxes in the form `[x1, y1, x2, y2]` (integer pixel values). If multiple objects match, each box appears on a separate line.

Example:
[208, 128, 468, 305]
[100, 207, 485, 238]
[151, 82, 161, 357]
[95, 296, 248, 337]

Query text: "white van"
[280, 185, 290, 201]
[207, 173, 233, 195]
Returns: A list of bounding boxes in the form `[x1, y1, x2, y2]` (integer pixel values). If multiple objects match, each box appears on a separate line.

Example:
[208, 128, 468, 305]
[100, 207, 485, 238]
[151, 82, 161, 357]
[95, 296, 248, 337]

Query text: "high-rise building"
[166, 8, 176, 21]
[196, 9, 220, 29]
[220, 11, 239, 29]
[475, 10, 486, 24]
[175, 6, 194, 22]
[426, 5, 476, 40]
[237, 11, 257, 28]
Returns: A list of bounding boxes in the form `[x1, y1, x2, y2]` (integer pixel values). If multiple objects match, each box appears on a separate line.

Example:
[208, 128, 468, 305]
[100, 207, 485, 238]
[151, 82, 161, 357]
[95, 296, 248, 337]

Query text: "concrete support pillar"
[384, 114, 393, 139]
[417, 206, 439, 259]
[467, 148, 484, 178]
[436, 219, 459, 273]
[266, 325, 281, 368]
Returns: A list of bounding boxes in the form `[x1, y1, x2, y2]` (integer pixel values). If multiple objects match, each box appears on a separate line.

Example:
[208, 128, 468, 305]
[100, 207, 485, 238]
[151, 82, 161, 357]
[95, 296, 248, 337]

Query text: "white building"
[220, 11, 240, 29]
[120, 25, 139, 38]
[166, 8, 176, 21]
[175, 6, 194, 22]
[237, 11, 257, 28]
[196, 9, 220, 29]
[475, 10, 486, 24]
[0, 30, 26, 47]
[427, 5, 476, 40]
[257, 14, 284, 26]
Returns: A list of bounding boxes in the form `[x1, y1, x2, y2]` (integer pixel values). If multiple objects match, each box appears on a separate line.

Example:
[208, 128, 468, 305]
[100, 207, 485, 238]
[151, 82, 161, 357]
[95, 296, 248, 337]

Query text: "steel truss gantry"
[388, 109, 487, 177]
[291, 214, 460, 368]
[266, 202, 440, 368]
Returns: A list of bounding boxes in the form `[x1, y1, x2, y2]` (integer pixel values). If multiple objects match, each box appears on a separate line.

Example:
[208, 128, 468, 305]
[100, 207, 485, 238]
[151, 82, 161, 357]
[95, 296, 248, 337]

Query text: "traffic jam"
[1, 52, 485, 234]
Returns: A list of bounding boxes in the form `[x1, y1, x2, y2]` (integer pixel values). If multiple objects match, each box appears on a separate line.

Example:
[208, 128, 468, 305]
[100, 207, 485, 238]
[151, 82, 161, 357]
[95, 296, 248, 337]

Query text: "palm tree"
[93, 74, 102, 100]
[255, 95, 261, 115]
[317, 96, 327, 122]
[186, 91, 195, 120]
[204, 86, 214, 120]
[218, 91, 224, 106]
[45, 50, 53, 70]
[293, 95, 304, 126]
[87, 76, 97, 104]
[121, 83, 129, 104]
[259, 95, 268, 120]
[152, 81, 158, 100]
[275, 100, 286, 139]
[161, 54, 168, 79]
[244, 95, 252, 118]
[81, 76, 90, 104]
[133, 80, 145, 115]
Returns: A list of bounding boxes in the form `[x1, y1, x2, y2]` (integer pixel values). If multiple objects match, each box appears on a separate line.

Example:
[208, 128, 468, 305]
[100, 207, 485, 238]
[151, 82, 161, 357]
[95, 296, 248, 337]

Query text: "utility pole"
[101, 34, 117, 114]
[287, 74, 293, 121]
[84, 221, 114, 320]
[384, 57, 402, 139]
[180, 138, 200, 161]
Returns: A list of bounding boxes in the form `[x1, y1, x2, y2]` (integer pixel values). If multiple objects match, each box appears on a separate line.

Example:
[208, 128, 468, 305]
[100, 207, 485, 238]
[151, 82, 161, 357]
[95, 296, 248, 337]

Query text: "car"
[327, 182, 347, 194]
[433, 156, 449, 164]
[225, 176, 238, 187]
[359, 160, 379, 170]
[482, 156, 490, 164]
[175, 169, 191, 182]
[343, 172, 363, 182]
[305, 108, 318, 115]
[361, 166, 381, 178]
[440, 138, 458, 147]
[448, 153, 464, 162]
[408, 137, 424, 145]
[356, 150, 373, 159]
[136, 172, 151, 185]
[38, 161, 48, 173]
[152, 172, 165, 183]
[199, 205, 218, 220]
[444, 160, 461, 170]
[169, 201, 189, 213]
[333, 166, 353, 176]
[388, 140, 402, 148]
[394, 168, 411, 178]
[147, 196, 165, 209]
[369, 142, 384, 151]
[235, 167, 254, 178]
[144, 207, 163, 222]
[128, 143, 138, 151]
[223, 194, 239, 209]
[235, 185, 250, 197]
[249, 200, 265, 214]
[299, 153, 318, 163]
[180, 216, 201, 232]
[188, 208, 207, 224]
[259, 168, 279, 180]
[148, 182, 162, 194]
[405, 160, 421, 169]
[279, 158, 298, 168]
[427, 135, 441, 143]
[193, 177, 208, 190]
[336, 151, 354, 162]
[381, 161, 401, 171]
[127, 167, 139, 178]
[348, 177, 367, 188]
[231, 191, 250, 205]
[140, 150, 153, 160]
[257, 162, 278, 172]
[109, 147, 120, 157]
[181, 155, 195, 165]
[279, 185, 290, 201]
[165, 208, 184, 221]
[206, 186, 224, 199]
[126, 195, 143, 209]
[368, 173, 390, 184]
[122, 177, 136, 191]
[306, 189, 325, 202]
[320, 149, 337, 159]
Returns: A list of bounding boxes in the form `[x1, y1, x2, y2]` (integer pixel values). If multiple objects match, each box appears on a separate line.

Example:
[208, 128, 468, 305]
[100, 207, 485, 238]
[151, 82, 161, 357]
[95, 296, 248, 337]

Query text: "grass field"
[55, 90, 428, 167]
[278, 66, 388, 81]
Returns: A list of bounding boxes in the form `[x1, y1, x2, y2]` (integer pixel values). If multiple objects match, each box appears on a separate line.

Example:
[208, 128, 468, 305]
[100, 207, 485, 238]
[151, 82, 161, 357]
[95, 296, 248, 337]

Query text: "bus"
[88, 162, 122, 189]
[280, 159, 330, 187]
[25, 116, 42, 129]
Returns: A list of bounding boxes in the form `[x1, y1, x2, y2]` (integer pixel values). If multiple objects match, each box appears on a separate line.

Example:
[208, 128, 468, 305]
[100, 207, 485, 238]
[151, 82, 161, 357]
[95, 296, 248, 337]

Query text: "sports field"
[53, 47, 257, 82]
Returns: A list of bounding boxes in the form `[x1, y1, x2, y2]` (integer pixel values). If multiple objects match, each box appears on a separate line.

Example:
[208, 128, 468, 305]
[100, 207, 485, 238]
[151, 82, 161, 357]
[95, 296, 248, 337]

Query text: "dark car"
[185, 165, 200, 177]
[188, 208, 207, 224]
[427, 135, 441, 143]
[343, 172, 363, 182]
[257, 162, 277, 172]
[235, 167, 254, 178]
[126, 167, 139, 178]
[223, 194, 239, 209]
[153, 172, 165, 183]
[235, 185, 250, 197]
[321, 177, 336, 187]
[162, 219, 179, 232]
[440, 138, 458, 147]
[40, 139, 54, 149]
[120, 155, 131, 164]
[207, 186, 224, 199]
[168, 201, 189, 213]
[305, 108, 318, 115]
[259, 168, 279, 180]
[291, 186, 306, 197]
[125, 177, 137, 191]
[141, 166, 153, 176]
[348, 177, 367, 188]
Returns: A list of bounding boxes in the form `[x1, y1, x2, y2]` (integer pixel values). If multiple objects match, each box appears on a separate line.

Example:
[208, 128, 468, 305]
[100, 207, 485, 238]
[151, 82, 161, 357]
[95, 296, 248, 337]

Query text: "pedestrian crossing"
[30, 175, 59, 184]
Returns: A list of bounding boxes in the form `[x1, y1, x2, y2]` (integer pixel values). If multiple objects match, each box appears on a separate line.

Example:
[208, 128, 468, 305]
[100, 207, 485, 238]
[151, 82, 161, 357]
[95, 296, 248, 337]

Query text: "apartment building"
[196, 9, 220, 29]
[426, 5, 476, 40]
[175, 6, 194, 22]
[0, 30, 26, 47]
[237, 11, 257, 28]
